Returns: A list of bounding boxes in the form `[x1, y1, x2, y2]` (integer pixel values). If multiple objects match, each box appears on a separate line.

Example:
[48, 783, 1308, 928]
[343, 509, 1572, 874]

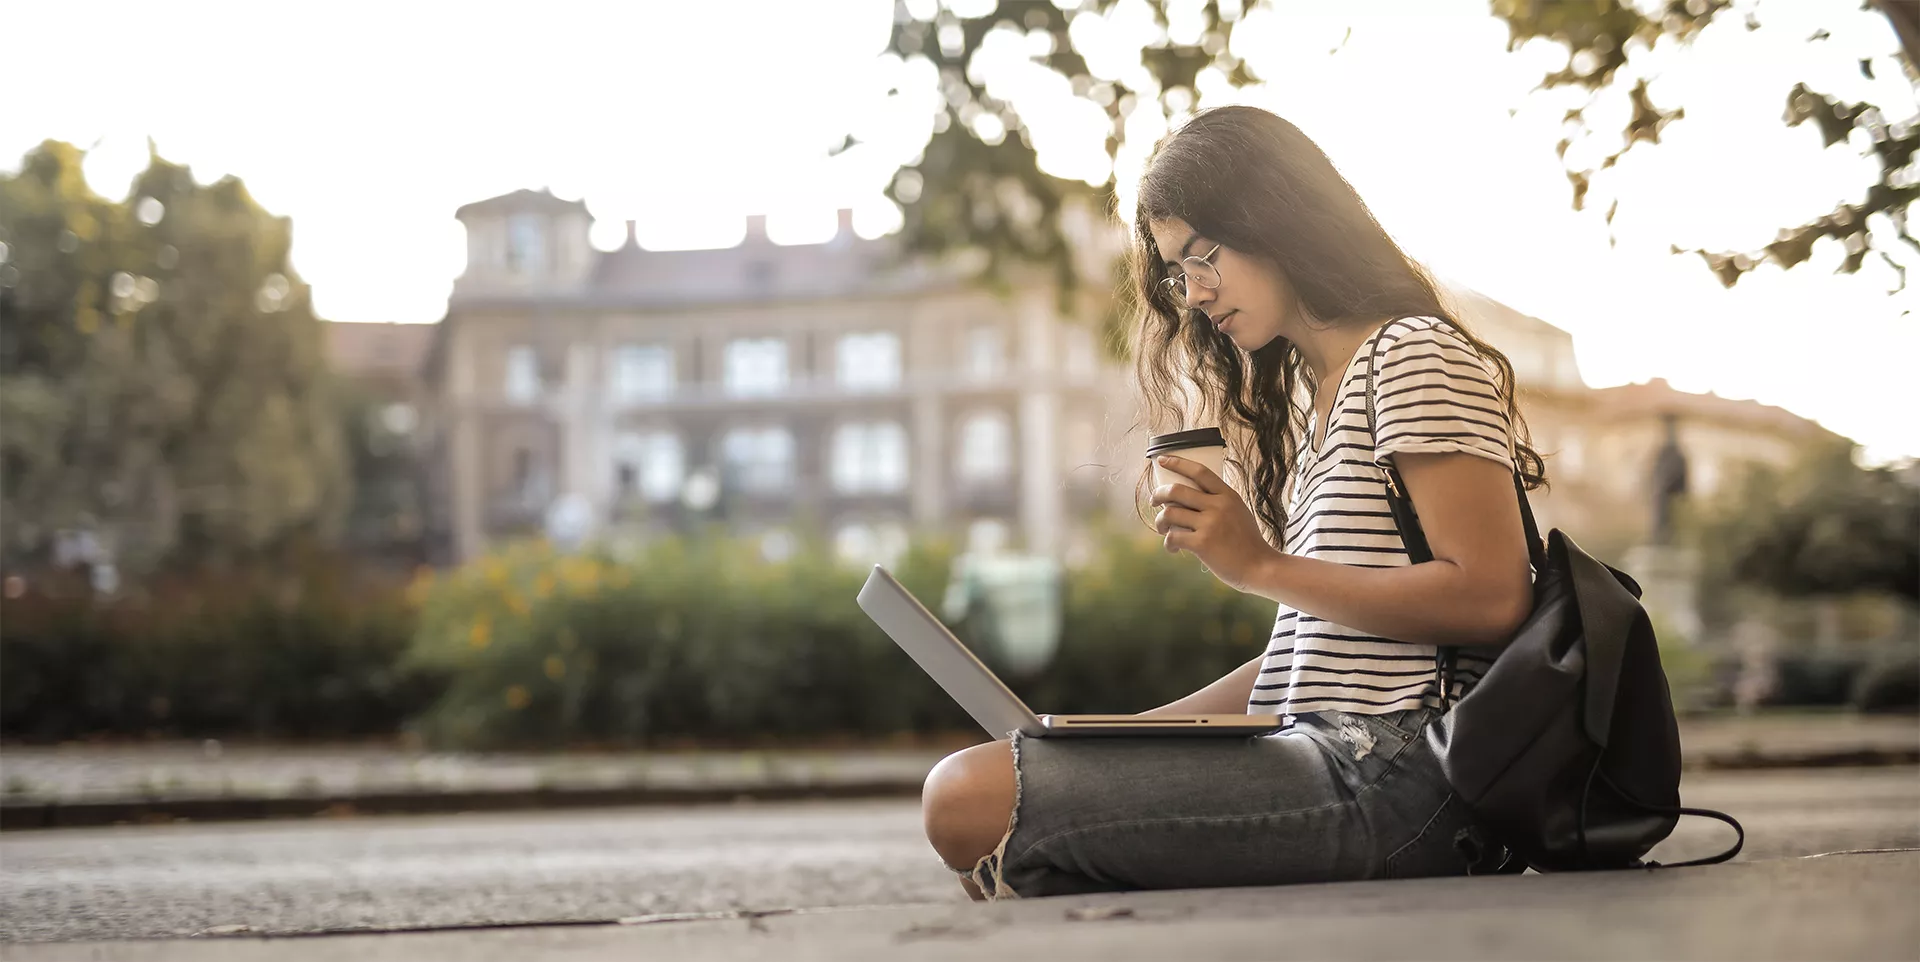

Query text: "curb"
[5, 746, 1913, 832]
[0, 779, 924, 831]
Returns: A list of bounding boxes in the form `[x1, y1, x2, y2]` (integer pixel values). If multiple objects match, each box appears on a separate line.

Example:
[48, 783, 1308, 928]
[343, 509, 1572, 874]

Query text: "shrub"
[1017, 527, 1275, 714]
[0, 562, 430, 740]
[404, 527, 1287, 748]
[403, 537, 969, 747]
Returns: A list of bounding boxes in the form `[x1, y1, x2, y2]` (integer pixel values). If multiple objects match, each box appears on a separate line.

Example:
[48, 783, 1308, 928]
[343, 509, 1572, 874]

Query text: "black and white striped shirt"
[1249, 316, 1514, 720]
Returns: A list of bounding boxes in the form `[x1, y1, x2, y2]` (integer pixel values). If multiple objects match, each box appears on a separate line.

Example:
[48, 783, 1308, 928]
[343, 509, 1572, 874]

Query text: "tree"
[873, 0, 1917, 294]
[1691, 438, 1920, 603]
[1495, 0, 1919, 289]
[0, 142, 349, 576]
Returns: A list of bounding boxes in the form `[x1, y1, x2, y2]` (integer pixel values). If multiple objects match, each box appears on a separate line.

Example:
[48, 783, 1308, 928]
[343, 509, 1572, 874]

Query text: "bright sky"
[6, 0, 1916, 462]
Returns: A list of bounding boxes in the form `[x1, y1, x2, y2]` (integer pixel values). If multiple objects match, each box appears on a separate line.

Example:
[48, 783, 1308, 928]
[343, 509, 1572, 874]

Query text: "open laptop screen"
[855, 565, 1046, 738]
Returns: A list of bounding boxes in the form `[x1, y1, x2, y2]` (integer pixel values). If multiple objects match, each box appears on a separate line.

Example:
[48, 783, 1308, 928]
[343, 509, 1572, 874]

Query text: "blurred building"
[1519, 376, 1843, 550]
[422, 190, 1133, 566]
[1438, 287, 1844, 550]
[324, 321, 437, 567]
[395, 189, 1845, 568]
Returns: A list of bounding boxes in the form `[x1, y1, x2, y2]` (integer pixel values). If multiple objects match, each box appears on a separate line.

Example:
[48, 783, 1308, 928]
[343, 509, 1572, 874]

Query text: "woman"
[921, 105, 1548, 899]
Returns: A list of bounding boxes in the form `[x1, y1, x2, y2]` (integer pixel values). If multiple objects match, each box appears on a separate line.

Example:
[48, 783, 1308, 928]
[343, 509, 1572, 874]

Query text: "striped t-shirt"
[1249, 315, 1515, 720]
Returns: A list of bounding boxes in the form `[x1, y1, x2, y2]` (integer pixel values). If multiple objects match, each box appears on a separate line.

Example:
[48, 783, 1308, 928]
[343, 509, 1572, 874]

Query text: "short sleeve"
[1368, 319, 1514, 471]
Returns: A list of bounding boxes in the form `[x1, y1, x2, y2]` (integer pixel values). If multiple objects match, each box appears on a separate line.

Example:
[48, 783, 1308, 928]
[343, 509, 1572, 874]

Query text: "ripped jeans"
[959, 707, 1479, 899]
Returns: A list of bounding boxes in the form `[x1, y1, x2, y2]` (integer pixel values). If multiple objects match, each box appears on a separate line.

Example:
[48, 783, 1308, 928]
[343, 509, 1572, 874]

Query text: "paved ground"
[7, 851, 1915, 961]
[2, 766, 1914, 944]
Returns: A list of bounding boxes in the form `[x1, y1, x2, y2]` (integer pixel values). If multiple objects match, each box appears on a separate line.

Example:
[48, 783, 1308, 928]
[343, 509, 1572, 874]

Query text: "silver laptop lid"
[856, 565, 1046, 738]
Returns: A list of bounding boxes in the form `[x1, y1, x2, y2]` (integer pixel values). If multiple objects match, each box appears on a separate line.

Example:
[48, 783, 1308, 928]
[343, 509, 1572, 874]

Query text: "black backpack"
[1365, 328, 1744, 873]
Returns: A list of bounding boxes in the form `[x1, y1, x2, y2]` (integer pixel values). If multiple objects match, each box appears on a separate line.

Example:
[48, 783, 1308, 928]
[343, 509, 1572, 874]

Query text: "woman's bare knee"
[921, 739, 1016, 870]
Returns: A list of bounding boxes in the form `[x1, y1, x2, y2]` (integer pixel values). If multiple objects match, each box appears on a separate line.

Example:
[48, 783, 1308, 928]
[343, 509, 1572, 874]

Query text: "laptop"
[856, 565, 1284, 738]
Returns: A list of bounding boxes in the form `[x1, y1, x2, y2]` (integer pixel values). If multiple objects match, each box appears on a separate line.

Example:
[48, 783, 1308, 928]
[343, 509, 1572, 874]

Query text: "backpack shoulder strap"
[1363, 318, 1547, 709]
[1596, 769, 1747, 868]
[1362, 319, 1545, 569]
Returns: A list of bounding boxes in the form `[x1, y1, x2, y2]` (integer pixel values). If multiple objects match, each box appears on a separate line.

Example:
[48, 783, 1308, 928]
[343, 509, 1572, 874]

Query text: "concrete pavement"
[1, 766, 1914, 944]
[5, 851, 1916, 961]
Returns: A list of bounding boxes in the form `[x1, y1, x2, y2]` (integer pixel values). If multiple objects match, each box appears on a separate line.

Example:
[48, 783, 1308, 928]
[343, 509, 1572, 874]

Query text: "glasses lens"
[1185, 256, 1221, 290]
[1161, 275, 1186, 298]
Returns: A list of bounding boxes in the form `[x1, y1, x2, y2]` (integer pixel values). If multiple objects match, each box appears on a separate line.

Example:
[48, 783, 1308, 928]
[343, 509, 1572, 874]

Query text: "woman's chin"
[1230, 326, 1281, 353]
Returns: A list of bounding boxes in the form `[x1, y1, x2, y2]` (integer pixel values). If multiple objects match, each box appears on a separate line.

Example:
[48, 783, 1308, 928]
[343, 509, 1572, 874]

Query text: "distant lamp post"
[543, 492, 596, 553]
[680, 466, 721, 528]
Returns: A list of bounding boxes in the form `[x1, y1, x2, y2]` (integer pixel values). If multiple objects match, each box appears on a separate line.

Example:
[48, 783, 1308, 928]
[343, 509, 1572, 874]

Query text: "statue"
[1650, 413, 1689, 545]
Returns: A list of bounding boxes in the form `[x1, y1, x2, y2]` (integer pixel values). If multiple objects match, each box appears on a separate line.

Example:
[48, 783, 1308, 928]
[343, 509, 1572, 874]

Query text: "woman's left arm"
[1152, 451, 1532, 648]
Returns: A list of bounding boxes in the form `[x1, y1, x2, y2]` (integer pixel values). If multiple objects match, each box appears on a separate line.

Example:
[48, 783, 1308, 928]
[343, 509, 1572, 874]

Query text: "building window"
[964, 324, 1005, 382]
[610, 344, 674, 405]
[513, 448, 533, 494]
[1561, 432, 1586, 477]
[723, 337, 788, 397]
[509, 445, 550, 506]
[1063, 413, 1099, 472]
[831, 421, 908, 494]
[1694, 457, 1721, 496]
[613, 431, 684, 503]
[759, 527, 797, 563]
[380, 402, 419, 436]
[836, 332, 901, 391]
[834, 521, 908, 566]
[1063, 325, 1097, 378]
[966, 518, 1010, 555]
[722, 426, 795, 495]
[957, 409, 1012, 483]
[506, 214, 547, 275]
[505, 345, 542, 404]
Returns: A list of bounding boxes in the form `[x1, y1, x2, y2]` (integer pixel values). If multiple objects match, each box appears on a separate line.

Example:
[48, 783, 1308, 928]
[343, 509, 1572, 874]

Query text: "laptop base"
[1039, 714, 1283, 737]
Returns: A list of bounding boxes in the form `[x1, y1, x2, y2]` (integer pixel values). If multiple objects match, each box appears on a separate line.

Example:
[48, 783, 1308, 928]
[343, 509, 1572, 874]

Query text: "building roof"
[586, 223, 950, 306]
[1449, 287, 1570, 339]
[324, 321, 437, 380]
[1584, 378, 1842, 441]
[454, 188, 588, 221]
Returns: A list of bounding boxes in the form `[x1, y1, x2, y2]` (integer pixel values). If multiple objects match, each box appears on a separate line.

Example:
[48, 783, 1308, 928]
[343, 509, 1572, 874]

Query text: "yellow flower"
[534, 573, 556, 599]
[544, 655, 565, 681]
[405, 567, 436, 607]
[468, 618, 491, 649]
[504, 685, 530, 710]
[505, 594, 529, 616]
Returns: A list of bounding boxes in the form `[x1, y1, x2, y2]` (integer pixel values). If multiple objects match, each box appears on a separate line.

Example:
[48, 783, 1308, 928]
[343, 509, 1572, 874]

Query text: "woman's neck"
[1291, 316, 1391, 388]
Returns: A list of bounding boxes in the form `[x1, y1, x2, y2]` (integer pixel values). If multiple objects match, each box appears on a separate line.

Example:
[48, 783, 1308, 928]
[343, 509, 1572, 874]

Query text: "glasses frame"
[1159, 244, 1224, 300]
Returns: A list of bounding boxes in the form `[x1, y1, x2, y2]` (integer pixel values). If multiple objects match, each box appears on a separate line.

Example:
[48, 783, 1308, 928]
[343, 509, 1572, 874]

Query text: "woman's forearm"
[1244, 551, 1530, 649]
[1142, 654, 1265, 716]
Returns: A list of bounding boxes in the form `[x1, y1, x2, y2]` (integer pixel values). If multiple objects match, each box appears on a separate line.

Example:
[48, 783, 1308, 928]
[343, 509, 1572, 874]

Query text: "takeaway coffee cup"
[1147, 427, 1228, 492]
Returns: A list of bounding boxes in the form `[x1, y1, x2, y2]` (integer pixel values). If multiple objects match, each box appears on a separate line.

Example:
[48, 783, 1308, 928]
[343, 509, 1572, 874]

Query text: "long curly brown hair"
[1130, 106, 1547, 544]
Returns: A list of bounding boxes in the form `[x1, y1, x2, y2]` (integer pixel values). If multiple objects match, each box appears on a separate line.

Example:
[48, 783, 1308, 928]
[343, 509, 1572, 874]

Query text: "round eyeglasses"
[1159, 244, 1223, 300]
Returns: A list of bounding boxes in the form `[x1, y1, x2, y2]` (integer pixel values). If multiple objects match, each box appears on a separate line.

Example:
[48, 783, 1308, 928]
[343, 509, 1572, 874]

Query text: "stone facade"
[427, 190, 1134, 566]
[406, 188, 1843, 572]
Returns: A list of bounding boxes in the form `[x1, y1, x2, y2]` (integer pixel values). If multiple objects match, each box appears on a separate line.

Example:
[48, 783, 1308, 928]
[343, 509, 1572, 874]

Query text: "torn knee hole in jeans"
[1336, 720, 1378, 761]
[959, 732, 1024, 901]
[965, 830, 1019, 900]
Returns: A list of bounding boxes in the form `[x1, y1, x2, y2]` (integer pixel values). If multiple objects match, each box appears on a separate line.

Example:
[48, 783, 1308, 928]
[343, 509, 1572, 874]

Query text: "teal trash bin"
[942, 554, 1062, 675]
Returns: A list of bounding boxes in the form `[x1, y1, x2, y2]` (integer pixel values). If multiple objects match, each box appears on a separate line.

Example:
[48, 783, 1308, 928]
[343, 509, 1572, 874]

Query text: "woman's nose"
[1183, 281, 1215, 311]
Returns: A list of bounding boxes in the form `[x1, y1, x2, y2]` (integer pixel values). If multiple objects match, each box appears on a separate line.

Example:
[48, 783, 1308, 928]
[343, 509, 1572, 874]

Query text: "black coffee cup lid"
[1145, 427, 1225, 457]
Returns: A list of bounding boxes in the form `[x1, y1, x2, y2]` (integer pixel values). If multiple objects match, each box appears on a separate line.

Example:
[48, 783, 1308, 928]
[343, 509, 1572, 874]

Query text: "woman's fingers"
[1162, 527, 1193, 554]
[1149, 482, 1207, 510]
[1153, 504, 1201, 534]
